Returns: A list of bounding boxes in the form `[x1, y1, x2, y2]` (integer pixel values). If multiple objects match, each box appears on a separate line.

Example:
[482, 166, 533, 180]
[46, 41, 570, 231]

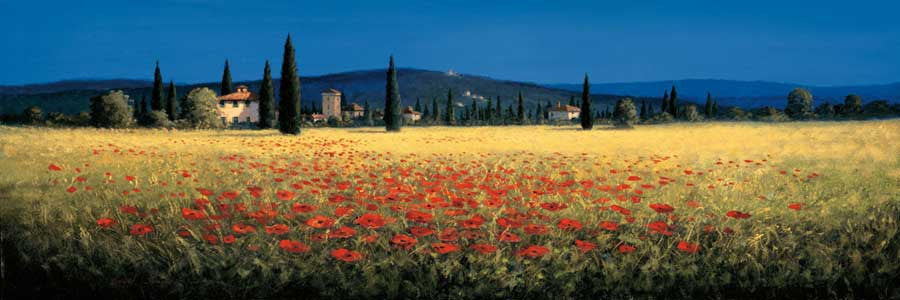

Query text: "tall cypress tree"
[569, 95, 577, 107]
[258, 60, 276, 129]
[166, 81, 177, 120]
[151, 61, 164, 111]
[704, 92, 713, 118]
[471, 99, 478, 122]
[517, 91, 526, 124]
[640, 100, 647, 120]
[712, 99, 719, 117]
[384, 55, 402, 132]
[278, 35, 301, 135]
[133, 95, 143, 121]
[445, 88, 455, 125]
[221, 59, 233, 96]
[414, 97, 422, 113]
[669, 85, 678, 118]
[661, 90, 669, 115]
[495, 96, 501, 120]
[139, 95, 148, 125]
[432, 97, 440, 123]
[485, 99, 492, 122]
[579, 74, 593, 129]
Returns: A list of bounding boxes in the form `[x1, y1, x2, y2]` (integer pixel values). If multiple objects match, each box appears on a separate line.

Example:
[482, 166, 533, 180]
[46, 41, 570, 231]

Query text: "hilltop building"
[402, 106, 421, 123]
[321, 89, 342, 119]
[548, 101, 580, 121]
[217, 85, 258, 125]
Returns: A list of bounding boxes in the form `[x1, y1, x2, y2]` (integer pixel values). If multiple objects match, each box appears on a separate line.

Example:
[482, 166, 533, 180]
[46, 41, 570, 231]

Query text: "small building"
[217, 85, 258, 125]
[322, 89, 342, 119]
[548, 102, 581, 121]
[310, 114, 327, 123]
[343, 103, 365, 119]
[402, 106, 421, 122]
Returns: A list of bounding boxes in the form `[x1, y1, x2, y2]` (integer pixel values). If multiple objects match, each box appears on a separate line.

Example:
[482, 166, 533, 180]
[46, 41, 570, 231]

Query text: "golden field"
[1, 121, 899, 299]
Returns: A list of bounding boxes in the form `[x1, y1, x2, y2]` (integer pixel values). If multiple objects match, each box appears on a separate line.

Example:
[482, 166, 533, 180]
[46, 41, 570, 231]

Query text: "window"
[233, 101, 239, 108]
[220, 117, 226, 124]
[246, 117, 252, 123]
[219, 101, 225, 108]
[233, 117, 239, 124]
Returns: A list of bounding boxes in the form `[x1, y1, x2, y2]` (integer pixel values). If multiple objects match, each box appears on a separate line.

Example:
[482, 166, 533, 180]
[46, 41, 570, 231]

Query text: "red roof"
[322, 88, 341, 95]
[217, 90, 257, 101]
[402, 106, 420, 115]
[344, 103, 364, 111]
[549, 104, 580, 112]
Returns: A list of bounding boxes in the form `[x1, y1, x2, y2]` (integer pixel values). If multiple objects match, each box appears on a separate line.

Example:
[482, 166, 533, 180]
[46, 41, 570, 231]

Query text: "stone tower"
[321, 89, 342, 119]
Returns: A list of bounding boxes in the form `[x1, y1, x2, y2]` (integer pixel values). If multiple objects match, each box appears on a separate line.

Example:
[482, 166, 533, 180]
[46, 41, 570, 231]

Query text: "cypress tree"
[340, 93, 347, 111]
[139, 95, 148, 123]
[423, 103, 430, 118]
[648, 103, 654, 115]
[166, 81, 177, 120]
[445, 88, 456, 125]
[704, 92, 713, 118]
[151, 61, 164, 111]
[669, 85, 678, 118]
[415, 97, 422, 113]
[661, 90, 669, 115]
[517, 91, 526, 124]
[569, 95, 577, 107]
[534, 102, 542, 121]
[278, 35, 301, 135]
[257, 60, 276, 129]
[485, 99, 493, 122]
[471, 99, 478, 123]
[579, 74, 593, 129]
[133, 95, 143, 121]
[221, 59, 233, 96]
[495, 96, 501, 119]
[384, 55, 402, 132]
[712, 100, 719, 117]
[432, 97, 440, 123]
[640, 100, 647, 120]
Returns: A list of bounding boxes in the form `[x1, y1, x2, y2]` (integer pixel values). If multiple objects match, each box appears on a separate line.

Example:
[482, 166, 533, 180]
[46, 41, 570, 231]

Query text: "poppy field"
[1, 121, 899, 299]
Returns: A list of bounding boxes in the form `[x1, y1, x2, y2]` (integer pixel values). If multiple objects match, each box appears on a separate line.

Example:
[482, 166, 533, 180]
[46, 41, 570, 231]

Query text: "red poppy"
[221, 190, 240, 200]
[626, 175, 642, 181]
[410, 226, 435, 237]
[246, 186, 264, 198]
[196, 188, 214, 196]
[575, 240, 596, 253]
[599, 221, 618, 231]
[48, 164, 62, 171]
[329, 226, 356, 239]
[618, 244, 636, 254]
[96, 218, 116, 228]
[232, 223, 257, 235]
[647, 221, 673, 236]
[516, 245, 550, 258]
[677, 240, 700, 253]
[181, 207, 207, 221]
[66, 186, 77, 193]
[726, 210, 751, 219]
[331, 248, 363, 262]
[406, 210, 434, 223]
[557, 218, 583, 231]
[306, 215, 335, 229]
[204, 234, 219, 245]
[432, 243, 461, 254]
[438, 227, 459, 242]
[120, 205, 138, 215]
[788, 203, 803, 211]
[540, 202, 568, 212]
[223, 235, 236, 244]
[470, 243, 498, 254]
[265, 224, 290, 235]
[276, 190, 295, 201]
[279, 240, 310, 253]
[362, 234, 378, 243]
[355, 213, 386, 229]
[498, 232, 521, 242]
[291, 203, 316, 213]
[129, 223, 153, 236]
[390, 234, 417, 250]
[649, 203, 675, 214]
[524, 224, 549, 235]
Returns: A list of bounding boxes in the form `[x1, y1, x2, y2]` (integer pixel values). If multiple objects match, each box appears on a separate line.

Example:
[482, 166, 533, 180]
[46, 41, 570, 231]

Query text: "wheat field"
[1, 121, 899, 299]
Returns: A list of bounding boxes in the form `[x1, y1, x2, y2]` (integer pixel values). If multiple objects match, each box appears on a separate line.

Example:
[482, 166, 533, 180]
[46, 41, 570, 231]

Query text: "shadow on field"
[548, 127, 629, 131]
[347, 130, 388, 134]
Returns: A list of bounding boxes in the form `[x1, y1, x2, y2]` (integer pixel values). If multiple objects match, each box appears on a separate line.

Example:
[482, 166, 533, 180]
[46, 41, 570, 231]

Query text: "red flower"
[410, 226, 435, 237]
[96, 218, 116, 228]
[204, 234, 218, 245]
[523, 224, 549, 235]
[223, 235, 236, 244]
[649, 203, 675, 214]
[575, 240, 596, 253]
[557, 218, 583, 231]
[405, 210, 434, 223]
[125, 175, 135, 182]
[618, 244, 636, 254]
[232, 223, 257, 235]
[291, 203, 316, 213]
[516, 245, 549, 258]
[66, 186, 77, 193]
[599, 221, 618, 231]
[331, 248, 363, 262]
[181, 207, 207, 221]
[540, 202, 568, 212]
[438, 227, 459, 242]
[391, 234, 417, 250]
[431, 243, 461, 254]
[196, 188, 214, 196]
[647, 221, 673, 236]
[306, 215, 335, 229]
[498, 231, 521, 242]
[48, 164, 62, 171]
[329, 226, 356, 239]
[726, 210, 751, 219]
[626, 175, 642, 181]
[677, 240, 700, 253]
[276, 190, 295, 201]
[120, 205, 138, 215]
[129, 223, 153, 235]
[279, 240, 310, 253]
[355, 213, 386, 229]
[265, 224, 290, 235]
[470, 243, 498, 254]
[788, 203, 803, 211]
[246, 186, 264, 198]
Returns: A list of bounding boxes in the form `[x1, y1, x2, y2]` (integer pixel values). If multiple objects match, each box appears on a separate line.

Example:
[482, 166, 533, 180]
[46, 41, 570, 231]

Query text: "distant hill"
[0, 69, 650, 115]
[548, 79, 900, 109]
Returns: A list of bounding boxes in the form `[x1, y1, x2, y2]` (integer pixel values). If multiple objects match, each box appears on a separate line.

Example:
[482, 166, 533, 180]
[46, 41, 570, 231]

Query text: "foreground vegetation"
[2, 122, 899, 299]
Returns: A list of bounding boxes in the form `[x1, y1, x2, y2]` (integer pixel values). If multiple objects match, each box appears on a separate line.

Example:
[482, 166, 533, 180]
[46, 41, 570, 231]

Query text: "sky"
[2, 0, 898, 86]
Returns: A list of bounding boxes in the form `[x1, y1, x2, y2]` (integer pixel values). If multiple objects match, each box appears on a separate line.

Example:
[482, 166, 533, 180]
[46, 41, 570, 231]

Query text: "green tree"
[495, 96, 502, 120]
[151, 61, 164, 111]
[166, 81, 177, 121]
[579, 74, 592, 129]
[90, 90, 134, 128]
[639, 100, 647, 120]
[257, 60, 276, 129]
[704, 92, 713, 118]
[445, 88, 456, 125]
[613, 97, 638, 128]
[183, 88, 223, 129]
[432, 97, 440, 123]
[683, 105, 701, 122]
[414, 97, 422, 113]
[712, 100, 719, 117]
[139, 95, 149, 125]
[278, 35, 302, 134]
[661, 90, 669, 115]
[843, 94, 862, 116]
[133, 95, 143, 121]
[517, 91, 526, 124]
[669, 85, 678, 118]
[221, 59, 233, 96]
[785, 88, 814, 119]
[384, 55, 402, 131]
[815, 103, 835, 119]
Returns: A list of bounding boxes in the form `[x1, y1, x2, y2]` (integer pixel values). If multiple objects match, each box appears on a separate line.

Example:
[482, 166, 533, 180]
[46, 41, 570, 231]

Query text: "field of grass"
[1, 122, 899, 299]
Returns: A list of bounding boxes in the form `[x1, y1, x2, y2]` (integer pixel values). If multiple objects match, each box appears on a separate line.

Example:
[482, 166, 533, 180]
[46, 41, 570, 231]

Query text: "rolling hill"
[548, 79, 900, 109]
[0, 69, 648, 115]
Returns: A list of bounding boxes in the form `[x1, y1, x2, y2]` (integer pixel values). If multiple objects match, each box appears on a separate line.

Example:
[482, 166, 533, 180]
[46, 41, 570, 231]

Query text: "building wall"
[217, 101, 259, 124]
[548, 111, 579, 121]
[322, 93, 341, 119]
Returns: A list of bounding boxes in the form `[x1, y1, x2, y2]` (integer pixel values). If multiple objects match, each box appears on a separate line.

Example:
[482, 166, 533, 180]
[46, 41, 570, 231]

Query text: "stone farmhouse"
[548, 102, 580, 121]
[217, 85, 258, 125]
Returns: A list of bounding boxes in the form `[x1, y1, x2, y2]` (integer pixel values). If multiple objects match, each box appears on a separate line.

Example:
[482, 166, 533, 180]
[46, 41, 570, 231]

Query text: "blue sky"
[2, 0, 898, 86]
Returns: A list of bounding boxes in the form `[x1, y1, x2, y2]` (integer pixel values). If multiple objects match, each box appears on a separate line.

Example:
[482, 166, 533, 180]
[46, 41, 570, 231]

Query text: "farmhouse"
[321, 89, 342, 119]
[217, 85, 258, 125]
[344, 103, 365, 119]
[548, 102, 580, 121]
[402, 106, 421, 122]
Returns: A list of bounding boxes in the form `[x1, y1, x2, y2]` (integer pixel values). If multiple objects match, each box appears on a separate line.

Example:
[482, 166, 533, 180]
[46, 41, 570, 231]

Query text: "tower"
[321, 89, 341, 118]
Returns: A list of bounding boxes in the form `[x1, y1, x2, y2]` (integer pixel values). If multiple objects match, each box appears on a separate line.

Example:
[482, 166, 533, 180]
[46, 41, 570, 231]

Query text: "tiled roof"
[345, 103, 364, 111]
[549, 104, 580, 112]
[217, 90, 257, 101]
[402, 106, 420, 115]
[322, 88, 341, 94]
